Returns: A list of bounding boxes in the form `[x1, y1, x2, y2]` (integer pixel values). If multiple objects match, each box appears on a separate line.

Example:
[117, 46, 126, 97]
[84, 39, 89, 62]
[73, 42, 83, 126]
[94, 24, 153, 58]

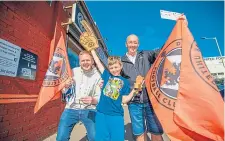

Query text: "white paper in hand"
[160, 10, 182, 21]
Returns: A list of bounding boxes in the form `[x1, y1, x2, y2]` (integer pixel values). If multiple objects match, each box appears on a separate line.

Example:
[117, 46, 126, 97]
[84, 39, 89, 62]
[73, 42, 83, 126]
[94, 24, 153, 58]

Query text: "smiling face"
[126, 34, 139, 56]
[108, 62, 122, 76]
[79, 51, 94, 72]
[108, 56, 122, 76]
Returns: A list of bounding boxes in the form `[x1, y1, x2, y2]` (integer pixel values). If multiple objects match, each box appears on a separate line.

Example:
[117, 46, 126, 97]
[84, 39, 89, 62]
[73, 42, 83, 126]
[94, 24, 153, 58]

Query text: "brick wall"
[0, 1, 71, 140]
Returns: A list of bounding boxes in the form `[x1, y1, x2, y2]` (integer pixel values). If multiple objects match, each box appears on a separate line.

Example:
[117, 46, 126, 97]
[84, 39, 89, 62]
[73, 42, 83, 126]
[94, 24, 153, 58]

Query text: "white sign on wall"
[0, 39, 21, 77]
[204, 56, 225, 74]
[0, 38, 38, 80]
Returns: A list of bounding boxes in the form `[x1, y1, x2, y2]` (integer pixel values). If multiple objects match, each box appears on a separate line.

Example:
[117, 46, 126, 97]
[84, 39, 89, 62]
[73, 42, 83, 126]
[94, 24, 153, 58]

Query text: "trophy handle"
[134, 75, 144, 92]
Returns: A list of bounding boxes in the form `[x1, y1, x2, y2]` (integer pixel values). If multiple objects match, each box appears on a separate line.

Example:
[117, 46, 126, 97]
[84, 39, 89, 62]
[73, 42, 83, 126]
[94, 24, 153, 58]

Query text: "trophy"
[79, 20, 99, 51]
[134, 75, 144, 93]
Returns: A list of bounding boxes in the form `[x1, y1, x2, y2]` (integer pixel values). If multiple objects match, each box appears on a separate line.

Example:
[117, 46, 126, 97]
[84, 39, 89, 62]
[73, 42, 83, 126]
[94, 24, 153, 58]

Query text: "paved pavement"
[43, 106, 169, 141]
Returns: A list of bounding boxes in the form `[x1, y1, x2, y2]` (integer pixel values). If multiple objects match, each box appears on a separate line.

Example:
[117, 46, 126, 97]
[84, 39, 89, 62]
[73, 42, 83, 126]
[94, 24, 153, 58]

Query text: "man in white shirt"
[56, 51, 102, 141]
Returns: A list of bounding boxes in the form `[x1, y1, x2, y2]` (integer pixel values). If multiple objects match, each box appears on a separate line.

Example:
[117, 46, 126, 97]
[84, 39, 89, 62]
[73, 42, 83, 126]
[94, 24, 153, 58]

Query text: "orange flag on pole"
[34, 32, 72, 113]
[145, 16, 224, 141]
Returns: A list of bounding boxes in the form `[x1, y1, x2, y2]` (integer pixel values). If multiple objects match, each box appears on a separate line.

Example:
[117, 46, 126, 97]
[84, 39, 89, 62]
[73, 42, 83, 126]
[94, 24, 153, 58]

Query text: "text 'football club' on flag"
[145, 15, 224, 141]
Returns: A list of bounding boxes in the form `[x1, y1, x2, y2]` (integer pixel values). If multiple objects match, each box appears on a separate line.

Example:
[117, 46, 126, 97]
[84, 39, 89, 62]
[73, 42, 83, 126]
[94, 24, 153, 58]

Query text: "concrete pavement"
[43, 106, 170, 141]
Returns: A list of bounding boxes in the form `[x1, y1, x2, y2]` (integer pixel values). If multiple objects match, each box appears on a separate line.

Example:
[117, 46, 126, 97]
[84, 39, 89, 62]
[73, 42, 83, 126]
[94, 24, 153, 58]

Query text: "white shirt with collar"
[126, 52, 137, 64]
[65, 67, 101, 110]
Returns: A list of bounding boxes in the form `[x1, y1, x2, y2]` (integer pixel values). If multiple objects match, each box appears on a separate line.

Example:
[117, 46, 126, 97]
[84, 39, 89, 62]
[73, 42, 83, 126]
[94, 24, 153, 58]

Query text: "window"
[67, 48, 79, 69]
[218, 72, 224, 75]
[66, 35, 82, 69]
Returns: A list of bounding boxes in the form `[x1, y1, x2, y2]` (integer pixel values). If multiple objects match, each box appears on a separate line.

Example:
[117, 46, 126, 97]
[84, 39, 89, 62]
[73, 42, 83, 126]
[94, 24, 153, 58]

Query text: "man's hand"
[134, 75, 144, 92]
[80, 96, 94, 105]
[178, 14, 188, 26]
[99, 79, 104, 89]
[79, 20, 99, 51]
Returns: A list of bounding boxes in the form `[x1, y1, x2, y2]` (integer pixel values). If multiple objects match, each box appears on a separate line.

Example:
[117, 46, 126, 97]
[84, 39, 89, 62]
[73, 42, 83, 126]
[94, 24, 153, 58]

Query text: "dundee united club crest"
[149, 40, 181, 110]
[43, 48, 69, 87]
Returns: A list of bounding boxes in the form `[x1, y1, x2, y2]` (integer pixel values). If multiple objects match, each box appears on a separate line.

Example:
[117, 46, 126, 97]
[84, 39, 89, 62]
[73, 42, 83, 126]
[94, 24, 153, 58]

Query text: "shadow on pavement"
[125, 123, 135, 141]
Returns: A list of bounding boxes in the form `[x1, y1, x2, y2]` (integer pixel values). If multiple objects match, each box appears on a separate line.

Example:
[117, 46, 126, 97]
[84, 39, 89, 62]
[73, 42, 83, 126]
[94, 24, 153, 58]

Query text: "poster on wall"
[0, 39, 38, 80]
[0, 39, 21, 77]
[17, 49, 38, 80]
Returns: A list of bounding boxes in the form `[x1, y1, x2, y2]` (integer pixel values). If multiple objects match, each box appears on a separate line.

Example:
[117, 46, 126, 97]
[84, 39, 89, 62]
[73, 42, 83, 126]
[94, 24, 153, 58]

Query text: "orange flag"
[34, 33, 72, 113]
[145, 16, 224, 141]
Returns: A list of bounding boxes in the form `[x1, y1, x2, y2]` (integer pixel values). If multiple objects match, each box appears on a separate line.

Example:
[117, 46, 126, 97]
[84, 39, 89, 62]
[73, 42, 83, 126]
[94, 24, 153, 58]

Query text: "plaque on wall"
[17, 49, 38, 80]
[0, 38, 38, 80]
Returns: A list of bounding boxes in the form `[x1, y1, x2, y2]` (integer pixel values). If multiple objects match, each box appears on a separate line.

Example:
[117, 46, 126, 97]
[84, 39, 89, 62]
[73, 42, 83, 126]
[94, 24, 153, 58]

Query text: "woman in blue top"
[91, 50, 137, 141]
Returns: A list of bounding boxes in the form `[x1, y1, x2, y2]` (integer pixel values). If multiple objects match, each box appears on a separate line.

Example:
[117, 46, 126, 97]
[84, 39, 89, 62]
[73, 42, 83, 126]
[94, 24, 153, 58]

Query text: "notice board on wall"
[0, 38, 38, 80]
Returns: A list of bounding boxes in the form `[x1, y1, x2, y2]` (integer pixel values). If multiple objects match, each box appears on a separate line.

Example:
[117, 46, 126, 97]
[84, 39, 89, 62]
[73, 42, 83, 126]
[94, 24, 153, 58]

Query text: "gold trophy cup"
[134, 75, 144, 93]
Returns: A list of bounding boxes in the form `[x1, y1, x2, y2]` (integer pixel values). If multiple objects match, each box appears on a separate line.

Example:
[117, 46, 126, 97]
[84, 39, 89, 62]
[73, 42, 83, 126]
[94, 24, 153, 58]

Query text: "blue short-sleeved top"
[97, 70, 130, 116]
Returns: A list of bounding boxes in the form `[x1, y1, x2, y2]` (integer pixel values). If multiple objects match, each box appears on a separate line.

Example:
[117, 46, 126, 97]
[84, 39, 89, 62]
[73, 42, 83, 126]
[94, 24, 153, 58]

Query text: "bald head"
[126, 34, 139, 43]
[125, 34, 139, 56]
